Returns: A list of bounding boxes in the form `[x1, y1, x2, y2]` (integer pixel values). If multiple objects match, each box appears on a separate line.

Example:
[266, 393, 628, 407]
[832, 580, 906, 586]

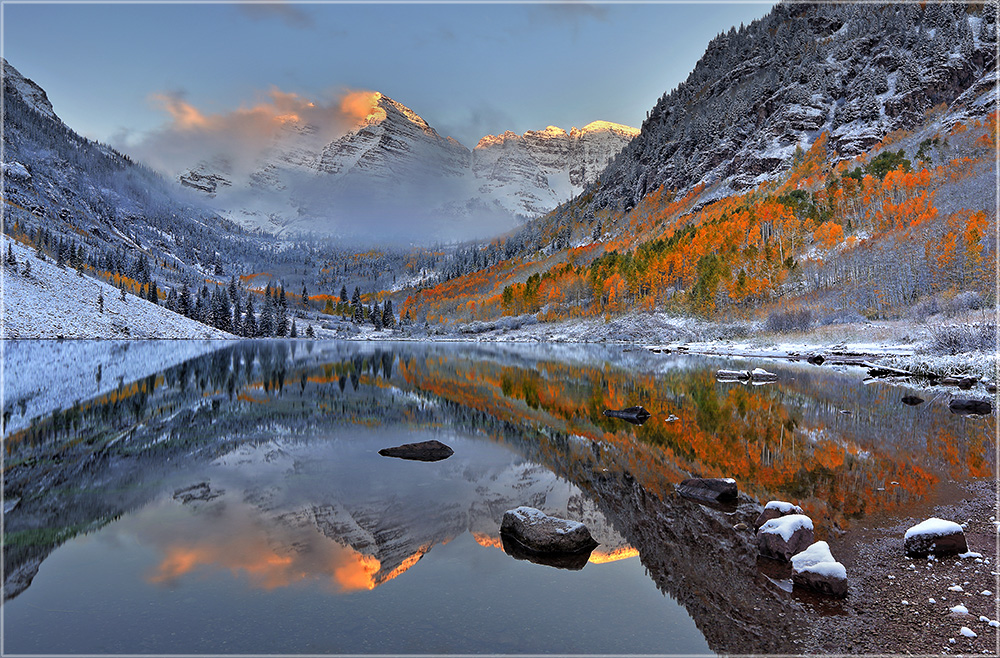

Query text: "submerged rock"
[757, 514, 814, 561]
[754, 500, 805, 531]
[499, 506, 599, 554]
[603, 406, 652, 425]
[904, 517, 968, 557]
[378, 439, 454, 462]
[676, 477, 738, 503]
[949, 399, 992, 416]
[790, 541, 847, 597]
[901, 395, 924, 406]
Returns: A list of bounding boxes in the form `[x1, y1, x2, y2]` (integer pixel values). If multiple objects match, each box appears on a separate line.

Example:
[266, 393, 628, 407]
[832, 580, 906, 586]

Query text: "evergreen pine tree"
[194, 293, 205, 322]
[260, 294, 276, 336]
[276, 286, 288, 336]
[301, 284, 308, 308]
[305, 324, 315, 338]
[243, 296, 258, 337]
[180, 284, 192, 317]
[372, 302, 383, 330]
[290, 319, 297, 338]
[351, 287, 363, 323]
[22, 259, 31, 276]
[120, 282, 127, 302]
[340, 285, 348, 304]
[147, 281, 159, 305]
[56, 238, 66, 268]
[228, 275, 239, 304]
[382, 299, 395, 328]
[98, 288, 104, 314]
[5, 243, 16, 268]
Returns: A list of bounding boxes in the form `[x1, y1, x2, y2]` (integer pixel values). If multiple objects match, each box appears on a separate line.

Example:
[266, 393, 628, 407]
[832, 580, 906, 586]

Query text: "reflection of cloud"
[142, 499, 382, 592]
[237, 2, 313, 29]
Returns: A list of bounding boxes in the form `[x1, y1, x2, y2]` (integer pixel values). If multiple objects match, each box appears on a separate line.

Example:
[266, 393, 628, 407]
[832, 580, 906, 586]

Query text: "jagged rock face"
[471, 122, 638, 216]
[588, 2, 997, 212]
[2, 59, 57, 122]
[316, 93, 471, 182]
[177, 93, 636, 235]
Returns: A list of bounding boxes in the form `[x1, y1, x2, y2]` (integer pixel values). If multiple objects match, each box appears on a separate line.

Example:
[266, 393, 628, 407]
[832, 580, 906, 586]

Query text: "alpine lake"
[3, 340, 994, 654]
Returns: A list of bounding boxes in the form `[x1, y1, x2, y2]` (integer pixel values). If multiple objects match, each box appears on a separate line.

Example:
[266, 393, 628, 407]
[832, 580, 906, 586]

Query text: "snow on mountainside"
[178, 93, 637, 237]
[1, 58, 267, 289]
[471, 121, 640, 217]
[2, 239, 233, 339]
[1, 61, 57, 122]
[584, 1, 997, 214]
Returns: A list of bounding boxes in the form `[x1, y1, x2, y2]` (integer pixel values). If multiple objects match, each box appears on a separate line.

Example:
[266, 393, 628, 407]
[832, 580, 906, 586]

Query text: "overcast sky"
[4, 2, 774, 160]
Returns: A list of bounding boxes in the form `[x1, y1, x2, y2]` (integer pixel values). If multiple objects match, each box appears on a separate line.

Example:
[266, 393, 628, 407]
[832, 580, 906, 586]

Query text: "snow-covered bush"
[928, 322, 996, 354]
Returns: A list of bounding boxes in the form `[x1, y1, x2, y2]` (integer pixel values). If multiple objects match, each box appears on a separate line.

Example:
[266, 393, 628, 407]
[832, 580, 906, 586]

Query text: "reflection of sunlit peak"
[588, 546, 640, 564]
[376, 545, 432, 585]
[472, 532, 504, 550]
[333, 550, 381, 591]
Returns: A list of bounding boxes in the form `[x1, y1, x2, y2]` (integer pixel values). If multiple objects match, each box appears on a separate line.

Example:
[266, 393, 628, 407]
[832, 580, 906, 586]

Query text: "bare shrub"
[765, 308, 813, 333]
[943, 291, 984, 318]
[928, 322, 997, 354]
[819, 309, 867, 326]
[909, 297, 940, 322]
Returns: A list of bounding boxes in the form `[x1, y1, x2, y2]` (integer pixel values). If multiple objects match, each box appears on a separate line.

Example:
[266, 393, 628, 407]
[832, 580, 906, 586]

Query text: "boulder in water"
[378, 439, 454, 462]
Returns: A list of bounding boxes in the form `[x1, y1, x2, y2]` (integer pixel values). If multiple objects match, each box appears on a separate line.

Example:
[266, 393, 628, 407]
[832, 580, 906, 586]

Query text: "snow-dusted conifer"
[382, 299, 395, 328]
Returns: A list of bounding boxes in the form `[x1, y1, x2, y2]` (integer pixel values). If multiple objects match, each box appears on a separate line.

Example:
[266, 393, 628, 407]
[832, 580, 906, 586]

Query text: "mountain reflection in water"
[3, 340, 993, 654]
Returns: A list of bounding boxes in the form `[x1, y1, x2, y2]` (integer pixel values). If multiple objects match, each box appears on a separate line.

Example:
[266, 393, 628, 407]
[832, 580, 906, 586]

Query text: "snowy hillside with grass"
[2, 239, 233, 339]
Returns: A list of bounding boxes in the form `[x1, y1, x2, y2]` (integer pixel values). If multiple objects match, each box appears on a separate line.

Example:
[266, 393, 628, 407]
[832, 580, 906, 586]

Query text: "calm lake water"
[3, 340, 994, 654]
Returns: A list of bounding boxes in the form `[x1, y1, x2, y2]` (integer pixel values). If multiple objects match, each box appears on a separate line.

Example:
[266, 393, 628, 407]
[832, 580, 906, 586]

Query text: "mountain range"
[177, 92, 638, 238]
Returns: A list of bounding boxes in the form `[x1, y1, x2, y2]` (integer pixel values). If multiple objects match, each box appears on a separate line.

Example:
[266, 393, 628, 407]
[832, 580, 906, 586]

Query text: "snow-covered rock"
[757, 514, 815, 560]
[2, 161, 30, 180]
[790, 541, 848, 597]
[904, 518, 968, 557]
[754, 500, 805, 531]
[499, 506, 599, 554]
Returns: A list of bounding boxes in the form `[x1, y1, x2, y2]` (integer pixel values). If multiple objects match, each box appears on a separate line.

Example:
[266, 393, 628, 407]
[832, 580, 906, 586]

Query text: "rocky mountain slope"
[582, 1, 996, 214]
[470, 121, 639, 216]
[178, 93, 637, 237]
[1, 58, 270, 285]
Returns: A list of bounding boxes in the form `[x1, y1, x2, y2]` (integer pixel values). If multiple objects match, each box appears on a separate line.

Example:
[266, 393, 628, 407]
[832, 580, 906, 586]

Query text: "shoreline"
[807, 477, 999, 654]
